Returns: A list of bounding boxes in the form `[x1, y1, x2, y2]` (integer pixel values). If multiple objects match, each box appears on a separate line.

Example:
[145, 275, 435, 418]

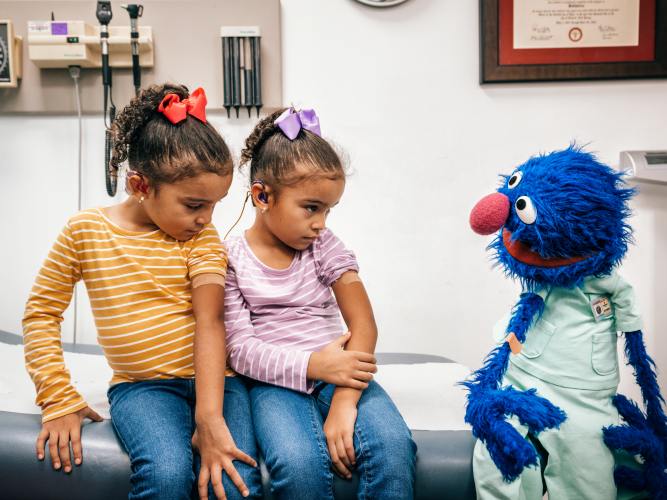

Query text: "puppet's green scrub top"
[475, 271, 646, 500]
[492, 270, 644, 390]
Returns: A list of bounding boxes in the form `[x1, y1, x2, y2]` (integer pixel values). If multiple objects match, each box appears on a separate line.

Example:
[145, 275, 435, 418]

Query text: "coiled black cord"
[104, 68, 117, 197]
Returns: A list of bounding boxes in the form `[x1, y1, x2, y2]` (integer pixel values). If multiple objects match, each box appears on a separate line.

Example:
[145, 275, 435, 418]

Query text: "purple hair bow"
[274, 108, 322, 141]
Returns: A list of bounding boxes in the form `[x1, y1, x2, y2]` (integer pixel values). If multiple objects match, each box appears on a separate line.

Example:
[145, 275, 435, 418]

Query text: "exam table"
[0, 330, 476, 500]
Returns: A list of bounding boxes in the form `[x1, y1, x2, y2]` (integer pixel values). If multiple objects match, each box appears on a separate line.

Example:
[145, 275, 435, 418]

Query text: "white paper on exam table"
[0, 342, 114, 419]
[0, 342, 471, 430]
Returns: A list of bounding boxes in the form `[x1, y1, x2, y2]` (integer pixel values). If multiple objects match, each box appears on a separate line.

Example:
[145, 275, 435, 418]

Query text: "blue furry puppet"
[463, 145, 667, 500]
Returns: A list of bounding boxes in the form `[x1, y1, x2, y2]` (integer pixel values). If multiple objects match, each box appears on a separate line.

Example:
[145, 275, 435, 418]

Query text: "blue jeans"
[248, 379, 417, 500]
[108, 377, 261, 500]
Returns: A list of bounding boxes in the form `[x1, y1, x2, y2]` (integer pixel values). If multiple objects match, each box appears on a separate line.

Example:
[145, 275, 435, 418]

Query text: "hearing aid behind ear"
[224, 181, 268, 239]
[252, 181, 268, 203]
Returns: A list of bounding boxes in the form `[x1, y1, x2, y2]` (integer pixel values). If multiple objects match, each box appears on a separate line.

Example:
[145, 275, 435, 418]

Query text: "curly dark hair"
[240, 108, 348, 193]
[110, 83, 232, 192]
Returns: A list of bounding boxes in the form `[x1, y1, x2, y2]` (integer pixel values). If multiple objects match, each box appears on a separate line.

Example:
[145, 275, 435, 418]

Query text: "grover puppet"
[463, 145, 667, 499]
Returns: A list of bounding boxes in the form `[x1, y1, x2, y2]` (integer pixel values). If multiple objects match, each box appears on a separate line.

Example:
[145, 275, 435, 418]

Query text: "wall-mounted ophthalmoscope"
[121, 4, 143, 95]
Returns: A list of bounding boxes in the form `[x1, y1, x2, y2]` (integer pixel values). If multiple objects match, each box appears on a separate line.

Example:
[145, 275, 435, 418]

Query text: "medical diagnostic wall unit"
[26, 20, 153, 69]
[0, 1, 282, 116]
[1, 0, 282, 199]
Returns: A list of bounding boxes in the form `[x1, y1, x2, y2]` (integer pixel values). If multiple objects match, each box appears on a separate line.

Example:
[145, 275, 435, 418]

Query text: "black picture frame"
[480, 0, 667, 83]
[0, 22, 13, 84]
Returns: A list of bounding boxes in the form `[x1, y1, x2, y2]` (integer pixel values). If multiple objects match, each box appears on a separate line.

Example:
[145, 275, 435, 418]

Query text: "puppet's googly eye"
[515, 196, 537, 224]
[508, 172, 523, 189]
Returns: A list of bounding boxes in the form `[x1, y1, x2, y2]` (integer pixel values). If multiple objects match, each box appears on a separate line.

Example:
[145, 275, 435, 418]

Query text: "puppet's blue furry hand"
[603, 394, 667, 498]
[604, 331, 667, 499]
[466, 386, 567, 482]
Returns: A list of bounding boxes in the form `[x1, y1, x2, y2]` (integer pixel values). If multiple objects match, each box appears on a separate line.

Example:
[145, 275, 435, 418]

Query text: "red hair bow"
[158, 88, 207, 124]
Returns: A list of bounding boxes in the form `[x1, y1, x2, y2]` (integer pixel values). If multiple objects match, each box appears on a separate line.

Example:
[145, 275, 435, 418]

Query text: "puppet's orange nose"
[470, 193, 510, 235]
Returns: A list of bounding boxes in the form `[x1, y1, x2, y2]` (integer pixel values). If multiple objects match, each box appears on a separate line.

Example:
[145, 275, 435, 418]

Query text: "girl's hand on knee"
[192, 417, 257, 500]
[36, 406, 103, 473]
[323, 400, 359, 479]
[307, 332, 377, 389]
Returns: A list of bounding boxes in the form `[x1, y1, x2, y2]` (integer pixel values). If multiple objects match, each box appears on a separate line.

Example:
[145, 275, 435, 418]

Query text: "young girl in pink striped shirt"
[222, 107, 416, 500]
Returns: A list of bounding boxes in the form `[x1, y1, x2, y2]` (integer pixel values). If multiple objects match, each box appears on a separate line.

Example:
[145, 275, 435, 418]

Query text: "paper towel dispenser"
[619, 151, 667, 185]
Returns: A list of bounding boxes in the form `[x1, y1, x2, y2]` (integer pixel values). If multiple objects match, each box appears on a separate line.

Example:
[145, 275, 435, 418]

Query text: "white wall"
[1, 0, 666, 402]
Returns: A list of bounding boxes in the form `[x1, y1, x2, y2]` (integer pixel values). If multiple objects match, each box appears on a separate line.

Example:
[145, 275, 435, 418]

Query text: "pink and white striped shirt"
[224, 228, 359, 393]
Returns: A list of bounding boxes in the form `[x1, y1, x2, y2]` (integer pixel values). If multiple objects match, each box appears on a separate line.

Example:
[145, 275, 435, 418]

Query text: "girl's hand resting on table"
[36, 406, 103, 473]
[192, 416, 258, 500]
[307, 332, 377, 389]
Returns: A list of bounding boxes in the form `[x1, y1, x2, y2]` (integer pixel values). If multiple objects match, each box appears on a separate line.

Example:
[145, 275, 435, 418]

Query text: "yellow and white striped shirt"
[22, 207, 227, 423]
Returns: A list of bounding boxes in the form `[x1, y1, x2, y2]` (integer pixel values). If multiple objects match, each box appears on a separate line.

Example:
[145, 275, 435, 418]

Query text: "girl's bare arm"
[325, 272, 379, 478]
[191, 281, 257, 500]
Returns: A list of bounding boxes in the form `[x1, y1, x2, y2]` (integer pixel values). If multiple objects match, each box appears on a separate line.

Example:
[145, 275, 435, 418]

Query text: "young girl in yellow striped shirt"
[22, 84, 260, 500]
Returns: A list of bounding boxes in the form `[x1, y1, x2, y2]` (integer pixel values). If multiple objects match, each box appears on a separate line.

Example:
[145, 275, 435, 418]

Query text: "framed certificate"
[480, 0, 667, 83]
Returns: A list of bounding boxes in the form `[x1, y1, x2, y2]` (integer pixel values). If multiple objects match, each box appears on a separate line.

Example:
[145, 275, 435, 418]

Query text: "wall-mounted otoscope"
[96, 1, 112, 110]
[96, 1, 117, 196]
[121, 4, 143, 95]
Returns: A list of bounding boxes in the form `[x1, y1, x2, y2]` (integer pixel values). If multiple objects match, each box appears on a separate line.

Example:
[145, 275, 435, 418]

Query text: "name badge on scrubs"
[590, 296, 613, 322]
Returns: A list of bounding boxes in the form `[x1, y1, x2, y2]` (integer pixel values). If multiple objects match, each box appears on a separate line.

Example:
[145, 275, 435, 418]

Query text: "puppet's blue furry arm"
[461, 293, 567, 482]
[603, 331, 667, 499]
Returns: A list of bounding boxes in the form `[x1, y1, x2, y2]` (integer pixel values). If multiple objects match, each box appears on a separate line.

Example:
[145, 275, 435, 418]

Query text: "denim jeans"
[247, 379, 417, 500]
[108, 376, 261, 500]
